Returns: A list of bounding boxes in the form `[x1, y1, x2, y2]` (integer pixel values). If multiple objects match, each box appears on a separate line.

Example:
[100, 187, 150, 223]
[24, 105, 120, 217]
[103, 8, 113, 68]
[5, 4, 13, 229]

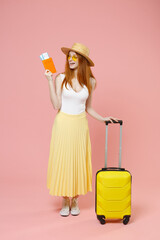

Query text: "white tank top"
[60, 73, 89, 114]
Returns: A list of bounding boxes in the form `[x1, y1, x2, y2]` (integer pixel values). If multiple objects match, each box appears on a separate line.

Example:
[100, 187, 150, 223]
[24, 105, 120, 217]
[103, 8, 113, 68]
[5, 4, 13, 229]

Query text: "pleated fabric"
[47, 110, 92, 197]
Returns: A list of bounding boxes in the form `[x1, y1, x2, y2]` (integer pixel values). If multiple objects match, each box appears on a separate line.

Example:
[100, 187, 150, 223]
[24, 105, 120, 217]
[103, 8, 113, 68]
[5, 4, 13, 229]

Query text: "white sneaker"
[60, 197, 70, 217]
[71, 197, 80, 216]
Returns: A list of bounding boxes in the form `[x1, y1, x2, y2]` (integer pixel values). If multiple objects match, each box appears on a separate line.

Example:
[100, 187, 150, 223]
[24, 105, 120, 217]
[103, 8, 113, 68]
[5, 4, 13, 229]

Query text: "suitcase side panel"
[95, 170, 131, 219]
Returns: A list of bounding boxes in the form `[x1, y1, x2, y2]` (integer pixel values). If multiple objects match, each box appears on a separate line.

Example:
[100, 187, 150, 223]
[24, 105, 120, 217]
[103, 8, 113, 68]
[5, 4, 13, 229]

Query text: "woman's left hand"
[103, 116, 119, 123]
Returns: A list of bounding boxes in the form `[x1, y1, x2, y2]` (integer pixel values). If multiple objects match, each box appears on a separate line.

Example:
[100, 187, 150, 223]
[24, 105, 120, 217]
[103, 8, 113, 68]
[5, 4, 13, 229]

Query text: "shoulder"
[55, 74, 65, 92]
[89, 77, 96, 91]
[55, 73, 65, 80]
[55, 73, 65, 83]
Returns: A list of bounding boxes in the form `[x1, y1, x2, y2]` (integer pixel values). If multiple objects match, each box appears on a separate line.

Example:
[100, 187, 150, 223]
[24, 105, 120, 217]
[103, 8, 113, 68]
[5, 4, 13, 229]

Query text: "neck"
[73, 68, 78, 78]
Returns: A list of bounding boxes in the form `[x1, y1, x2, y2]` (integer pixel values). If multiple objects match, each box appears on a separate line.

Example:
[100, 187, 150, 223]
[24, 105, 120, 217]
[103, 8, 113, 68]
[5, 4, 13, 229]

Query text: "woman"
[45, 42, 119, 217]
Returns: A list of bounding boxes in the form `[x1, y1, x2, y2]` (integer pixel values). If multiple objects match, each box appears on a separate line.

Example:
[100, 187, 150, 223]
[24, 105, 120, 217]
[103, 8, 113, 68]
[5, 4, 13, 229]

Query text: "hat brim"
[61, 47, 94, 67]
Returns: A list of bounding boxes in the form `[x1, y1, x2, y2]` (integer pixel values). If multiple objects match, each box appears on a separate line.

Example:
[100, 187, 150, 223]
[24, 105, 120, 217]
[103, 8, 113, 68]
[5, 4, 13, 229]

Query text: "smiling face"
[68, 51, 79, 69]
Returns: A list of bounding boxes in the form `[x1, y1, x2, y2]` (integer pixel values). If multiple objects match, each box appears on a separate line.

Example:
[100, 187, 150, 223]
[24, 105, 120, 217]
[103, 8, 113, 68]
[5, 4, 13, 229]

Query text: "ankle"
[72, 195, 79, 200]
[63, 196, 70, 199]
[62, 197, 70, 206]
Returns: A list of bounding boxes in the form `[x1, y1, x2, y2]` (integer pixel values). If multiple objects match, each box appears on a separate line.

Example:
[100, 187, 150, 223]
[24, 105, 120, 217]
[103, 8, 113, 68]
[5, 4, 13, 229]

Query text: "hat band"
[71, 46, 89, 57]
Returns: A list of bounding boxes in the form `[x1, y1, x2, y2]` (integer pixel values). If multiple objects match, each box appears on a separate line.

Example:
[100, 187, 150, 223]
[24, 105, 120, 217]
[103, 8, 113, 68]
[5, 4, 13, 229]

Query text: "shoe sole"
[60, 211, 70, 217]
[71, 210, 80, 216]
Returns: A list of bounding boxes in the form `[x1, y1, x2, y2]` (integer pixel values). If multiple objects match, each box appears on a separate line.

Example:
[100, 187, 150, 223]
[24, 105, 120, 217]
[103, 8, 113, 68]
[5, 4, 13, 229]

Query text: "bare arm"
[86, 78, 119, 123]
[45, 70, 62, 110]
[86, 78, 104, 122]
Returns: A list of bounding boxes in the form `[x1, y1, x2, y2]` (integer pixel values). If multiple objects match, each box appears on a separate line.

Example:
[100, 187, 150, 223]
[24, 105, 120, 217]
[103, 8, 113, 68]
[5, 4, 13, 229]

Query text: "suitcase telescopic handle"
[104, 119, 123, 168]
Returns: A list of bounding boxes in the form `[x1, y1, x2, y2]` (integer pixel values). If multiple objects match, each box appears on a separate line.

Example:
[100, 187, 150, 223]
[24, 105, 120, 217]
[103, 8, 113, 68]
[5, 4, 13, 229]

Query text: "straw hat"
[61, 42, 94, 67]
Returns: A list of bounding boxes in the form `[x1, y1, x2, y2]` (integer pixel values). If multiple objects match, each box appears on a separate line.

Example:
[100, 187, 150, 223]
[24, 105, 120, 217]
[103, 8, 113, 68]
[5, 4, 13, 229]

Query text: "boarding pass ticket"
[40, 52, 49, 60]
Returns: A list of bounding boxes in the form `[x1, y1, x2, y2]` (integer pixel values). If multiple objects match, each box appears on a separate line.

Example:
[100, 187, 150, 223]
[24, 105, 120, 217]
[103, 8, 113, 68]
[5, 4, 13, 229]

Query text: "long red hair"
[60, 52, 96, 95]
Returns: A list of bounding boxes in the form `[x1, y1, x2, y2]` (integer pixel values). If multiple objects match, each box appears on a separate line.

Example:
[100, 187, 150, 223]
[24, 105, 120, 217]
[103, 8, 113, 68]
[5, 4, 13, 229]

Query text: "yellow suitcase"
[95, 119, 132, 225]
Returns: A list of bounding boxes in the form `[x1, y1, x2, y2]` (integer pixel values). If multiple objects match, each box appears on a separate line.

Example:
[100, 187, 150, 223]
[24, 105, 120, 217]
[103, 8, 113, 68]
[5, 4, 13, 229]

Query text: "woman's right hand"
[44, 69, 53, 81]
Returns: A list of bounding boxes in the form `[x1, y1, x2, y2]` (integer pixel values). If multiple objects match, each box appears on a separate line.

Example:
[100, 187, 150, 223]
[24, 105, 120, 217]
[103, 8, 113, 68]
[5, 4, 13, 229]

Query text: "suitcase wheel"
[123, 215, 130, 225]
[97, 215, 106, 224]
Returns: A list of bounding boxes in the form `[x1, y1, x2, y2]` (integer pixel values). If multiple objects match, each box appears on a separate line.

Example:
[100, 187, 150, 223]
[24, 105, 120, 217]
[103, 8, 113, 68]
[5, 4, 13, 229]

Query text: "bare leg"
[71, 194, 79, 199]
[63, 196, 70, 200]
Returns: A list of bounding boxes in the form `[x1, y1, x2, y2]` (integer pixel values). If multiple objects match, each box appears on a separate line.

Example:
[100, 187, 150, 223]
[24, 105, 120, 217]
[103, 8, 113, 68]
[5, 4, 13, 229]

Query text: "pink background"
[1, 0, 160, 239]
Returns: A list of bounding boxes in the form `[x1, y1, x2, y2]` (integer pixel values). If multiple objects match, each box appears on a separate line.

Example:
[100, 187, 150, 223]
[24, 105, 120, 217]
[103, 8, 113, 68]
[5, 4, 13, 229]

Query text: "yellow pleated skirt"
[47, 110, 92, 197]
